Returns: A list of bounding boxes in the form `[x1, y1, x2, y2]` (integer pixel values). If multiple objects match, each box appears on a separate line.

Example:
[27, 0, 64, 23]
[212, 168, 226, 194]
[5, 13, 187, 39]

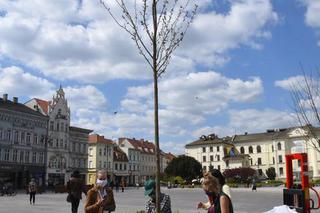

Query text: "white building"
[185, 127, 320, 179]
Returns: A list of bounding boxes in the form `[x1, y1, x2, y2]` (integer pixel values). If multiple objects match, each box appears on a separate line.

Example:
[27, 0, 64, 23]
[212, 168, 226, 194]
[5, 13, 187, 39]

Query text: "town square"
[1, 0, 320, 213]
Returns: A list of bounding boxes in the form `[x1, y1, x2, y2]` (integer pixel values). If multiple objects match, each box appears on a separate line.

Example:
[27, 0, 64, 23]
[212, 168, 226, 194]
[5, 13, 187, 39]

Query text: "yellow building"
[87, 134, 114, 184]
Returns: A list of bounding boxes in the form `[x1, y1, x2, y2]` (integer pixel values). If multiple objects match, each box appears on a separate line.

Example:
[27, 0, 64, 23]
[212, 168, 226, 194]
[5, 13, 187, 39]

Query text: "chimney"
[13, 97, 18, 104]
[3, 94, 8, 101]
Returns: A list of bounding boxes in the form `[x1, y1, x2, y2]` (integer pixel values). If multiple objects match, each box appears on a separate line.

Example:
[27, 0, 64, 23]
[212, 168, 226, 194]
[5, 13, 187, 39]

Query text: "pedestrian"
[252, 178, 257, 191]
[197, 172, 233, 213]
[67, 171, 86, 213]
[28, 178, 37, 205]
[211, 169, 231, 198]
[84, 170, 116, 213]
[120, 178, 125, 192]
[115, 181, 119, 192]
[144, 179, 172, 213]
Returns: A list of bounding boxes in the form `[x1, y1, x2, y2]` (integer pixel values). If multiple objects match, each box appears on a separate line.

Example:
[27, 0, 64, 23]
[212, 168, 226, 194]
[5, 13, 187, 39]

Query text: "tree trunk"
[152, 1, 160, 212]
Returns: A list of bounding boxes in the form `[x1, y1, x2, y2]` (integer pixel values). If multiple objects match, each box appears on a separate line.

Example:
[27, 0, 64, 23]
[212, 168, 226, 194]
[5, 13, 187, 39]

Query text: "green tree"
[165, 155, 202, 181]
[266, 167, 276, 180]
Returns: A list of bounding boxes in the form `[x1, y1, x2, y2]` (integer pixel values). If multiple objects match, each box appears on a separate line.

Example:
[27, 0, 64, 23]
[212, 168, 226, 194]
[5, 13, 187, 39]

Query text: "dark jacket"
[67, 177, 85, 200]
[84, 185, 116, 213]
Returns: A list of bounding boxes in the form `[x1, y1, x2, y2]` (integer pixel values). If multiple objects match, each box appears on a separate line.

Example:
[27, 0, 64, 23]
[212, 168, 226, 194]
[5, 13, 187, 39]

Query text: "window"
[240, 147, 245, 154]
[218, 165, 221, 171]
[257, 145, 261, 153]
[20, 151, 24, 163]
[217, 146, 220, 152]
[203, 156, 206, 162]
[216, 155, 220, 161]
[12, 149, 18, 162]
[99, 161, 102, 168]
[56, 122, 59, 131]
[26, 133, 31, 145]
[25, 151, 29, 163]
[250, 158, 253, 165]
[39, 152, 44, 164]
[99, 148, 102, 156]
[210, 147, 213, 152]
[6, 130, 11, 141]
[0, 148, 1, 160]
[226, 160, 229, 167]
[61, 123, 64, 132]
[249, 146, 253, 153]
[115, 163, 118, 170]
[120, 164, 122, 170]
[0, 129, 3, 140]
[34, 134, 38, 145]
[272, 157, 275, 164]
[14, 131, 19, 143]
[32, 152, 37, 163]
[124, 164, 126, 170]
[89, 148, 93, 156]
[104, 147, 107, 156]
[271, 145, 274, 152]
[50, 121, 54, 131]
[4, 149, 10, 161]
[257, 158, 262, 165]
[279, 167, 284, 176]
[60, 139, 63, 148]
[89, 161, 93, 168]
[278, 155, 283, 163]
[258, 169, 263, 176]
[20, 132, 25, 143]
[203, 166, 207, 171]
[277, 142, 282, 150]
[210, 155, 214, 161]
[202, 147, 206, 153]
[104, 162, 106, 168]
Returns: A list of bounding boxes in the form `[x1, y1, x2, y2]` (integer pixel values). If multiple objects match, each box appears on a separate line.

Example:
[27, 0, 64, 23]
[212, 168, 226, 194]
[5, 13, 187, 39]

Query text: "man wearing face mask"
[144, 179, 172, 213]
[84, 170, 116, 213]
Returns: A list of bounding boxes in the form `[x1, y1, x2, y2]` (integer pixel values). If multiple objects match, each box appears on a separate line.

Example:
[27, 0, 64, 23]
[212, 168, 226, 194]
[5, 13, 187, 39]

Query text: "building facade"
[185, 127, 320, 179]
[69, 126, 92, 181]
[87, 134, 114, 184]
[113, 144, 129, 185]
[0, 94, 48, 189]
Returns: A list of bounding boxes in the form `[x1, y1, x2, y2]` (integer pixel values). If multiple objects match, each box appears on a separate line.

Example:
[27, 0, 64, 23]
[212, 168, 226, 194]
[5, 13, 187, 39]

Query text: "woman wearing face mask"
[84, 170, 116, 213]
[197, 172, 233, 213]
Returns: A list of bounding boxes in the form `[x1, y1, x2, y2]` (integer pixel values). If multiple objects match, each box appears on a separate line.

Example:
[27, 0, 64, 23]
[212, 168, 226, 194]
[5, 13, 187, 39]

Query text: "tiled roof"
[0, 98, 48, 118]
[185, 134, 232, 147]
[119, 138, 156, 154]
[89, 134, 113, 145]
[113, 145, 128, 162]
[69, 126, 93, 134]
[34, 98, 50, 115]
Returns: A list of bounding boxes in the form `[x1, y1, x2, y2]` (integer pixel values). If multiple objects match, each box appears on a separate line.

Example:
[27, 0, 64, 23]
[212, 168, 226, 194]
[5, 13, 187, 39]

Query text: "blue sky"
[0, 0, 320, 154]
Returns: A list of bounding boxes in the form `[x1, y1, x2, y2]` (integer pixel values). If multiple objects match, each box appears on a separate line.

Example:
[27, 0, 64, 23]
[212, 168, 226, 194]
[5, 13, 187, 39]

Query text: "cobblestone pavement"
[1, 187, 318, 213]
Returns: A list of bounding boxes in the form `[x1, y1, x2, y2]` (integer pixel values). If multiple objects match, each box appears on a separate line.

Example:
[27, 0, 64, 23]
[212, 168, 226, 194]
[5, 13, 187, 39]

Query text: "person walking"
[67, 171, 86, 213]
[120, 178, 125, 192]
[252, 178, 257, 191]
[84, 170, 116, 213]
[28, 178, 37, 205]
[144, 179, 172, 213]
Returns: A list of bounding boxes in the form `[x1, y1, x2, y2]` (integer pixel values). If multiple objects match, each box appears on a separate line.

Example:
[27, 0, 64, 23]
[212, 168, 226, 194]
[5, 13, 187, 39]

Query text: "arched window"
[257, 145, 261, 153]
[271, 145, 274, 152]
[277, 142, 282, 150]
[240, 147, 245, 154]
[249, 146, 253, 153]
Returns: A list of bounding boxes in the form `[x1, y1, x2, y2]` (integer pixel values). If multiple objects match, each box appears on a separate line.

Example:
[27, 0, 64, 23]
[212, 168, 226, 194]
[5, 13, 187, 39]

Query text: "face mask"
[205, 190, 215, 197]
[96, 179, 108, 188]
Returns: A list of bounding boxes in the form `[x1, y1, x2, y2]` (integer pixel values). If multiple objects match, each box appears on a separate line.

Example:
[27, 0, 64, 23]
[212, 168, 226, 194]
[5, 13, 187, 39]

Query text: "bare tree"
[100, 0, 197, 211]
[291, 70, 320, 153]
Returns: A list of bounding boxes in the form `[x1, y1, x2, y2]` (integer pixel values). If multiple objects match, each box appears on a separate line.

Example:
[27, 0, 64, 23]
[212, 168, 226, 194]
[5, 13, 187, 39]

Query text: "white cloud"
[0, 0, 278, 83]
[181, 0, 278, 66]
[275, 75, 305, 90]
[301, 0, 320, 45]
[193, 108, 298, 138]
[0, 66, 55, 99]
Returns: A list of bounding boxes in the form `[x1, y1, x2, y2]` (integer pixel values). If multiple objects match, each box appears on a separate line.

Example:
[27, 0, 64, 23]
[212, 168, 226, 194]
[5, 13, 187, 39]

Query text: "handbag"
[66, 193, 73, 203]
